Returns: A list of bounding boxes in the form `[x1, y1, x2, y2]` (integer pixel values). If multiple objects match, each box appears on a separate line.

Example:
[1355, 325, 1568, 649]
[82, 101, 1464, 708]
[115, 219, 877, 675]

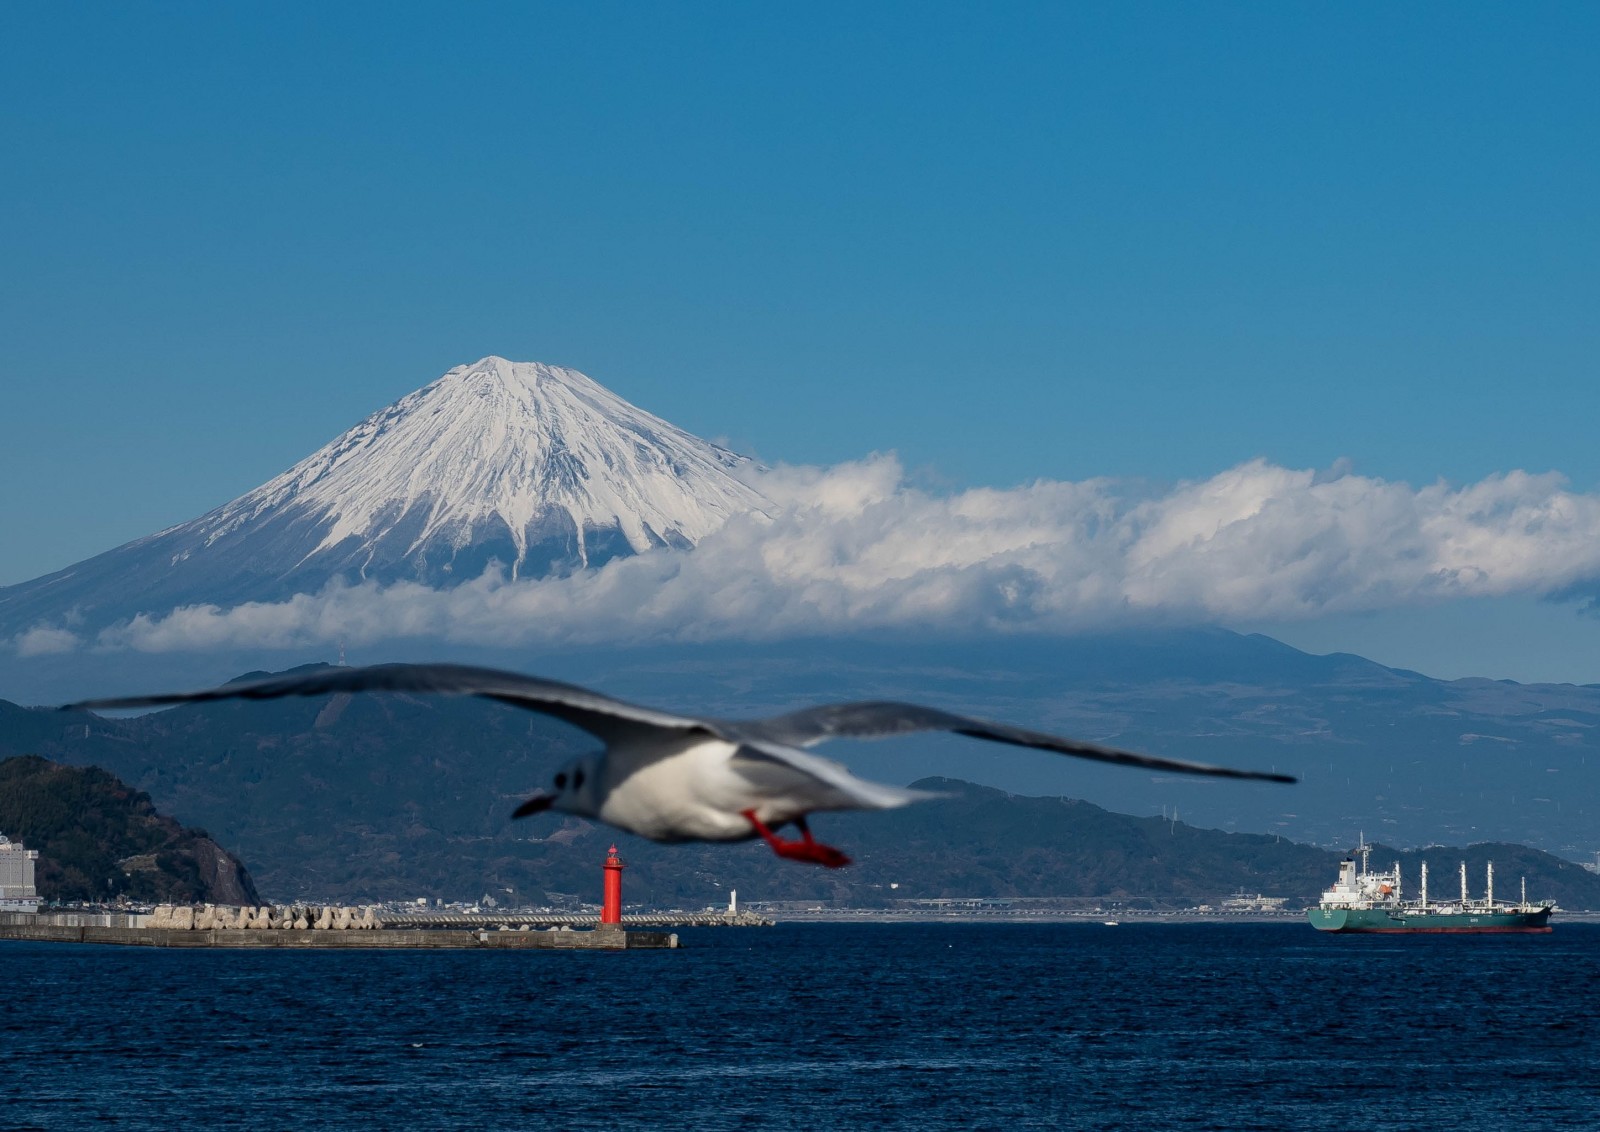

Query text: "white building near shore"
[0, 833, 40, 912]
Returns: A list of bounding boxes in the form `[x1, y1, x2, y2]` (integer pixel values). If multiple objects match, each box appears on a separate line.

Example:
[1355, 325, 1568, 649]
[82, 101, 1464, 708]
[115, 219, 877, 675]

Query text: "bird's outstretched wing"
[729, 741, 943, 812]
[63, 662, 713, 745]
[734, 701, 1296, 784]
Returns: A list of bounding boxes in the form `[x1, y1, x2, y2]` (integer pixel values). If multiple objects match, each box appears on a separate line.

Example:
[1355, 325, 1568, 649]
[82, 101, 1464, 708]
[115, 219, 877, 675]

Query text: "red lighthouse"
[600, 844, 625, 927]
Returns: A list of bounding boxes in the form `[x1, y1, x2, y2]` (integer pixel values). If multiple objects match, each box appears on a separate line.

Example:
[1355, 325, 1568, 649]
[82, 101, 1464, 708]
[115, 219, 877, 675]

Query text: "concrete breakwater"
[0, 921, 677, 949]
[0, 904, 385, 930]
[382, 909, 775, 929]
[0, 909, 679, 949]
[145, 903, 381, 930]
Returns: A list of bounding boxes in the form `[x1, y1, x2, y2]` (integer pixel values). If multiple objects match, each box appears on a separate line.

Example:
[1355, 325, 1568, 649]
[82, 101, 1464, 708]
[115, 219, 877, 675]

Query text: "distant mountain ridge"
[4, 635, 1600, 901]
[0, 357, 768, 640]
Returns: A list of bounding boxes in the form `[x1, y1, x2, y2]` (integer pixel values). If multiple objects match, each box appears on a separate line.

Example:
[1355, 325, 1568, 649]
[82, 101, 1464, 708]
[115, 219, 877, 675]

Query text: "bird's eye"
[554, 773, 568, 789]
[574, 769, 586, 789]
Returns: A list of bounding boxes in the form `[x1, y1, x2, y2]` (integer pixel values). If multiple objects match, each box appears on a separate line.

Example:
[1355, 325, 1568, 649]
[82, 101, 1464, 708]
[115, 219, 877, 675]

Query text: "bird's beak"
[511, 792, 556, 819]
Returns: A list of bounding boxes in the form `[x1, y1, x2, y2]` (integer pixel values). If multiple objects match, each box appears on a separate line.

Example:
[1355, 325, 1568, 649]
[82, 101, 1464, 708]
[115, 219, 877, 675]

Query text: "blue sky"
[2, 4, 1597, 680]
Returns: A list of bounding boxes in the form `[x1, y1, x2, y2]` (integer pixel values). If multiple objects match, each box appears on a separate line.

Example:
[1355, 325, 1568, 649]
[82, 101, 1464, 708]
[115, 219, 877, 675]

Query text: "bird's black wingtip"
[511, 793, 555, 819]
[58, 699, 119, 713]
[58, 699, 128, 713]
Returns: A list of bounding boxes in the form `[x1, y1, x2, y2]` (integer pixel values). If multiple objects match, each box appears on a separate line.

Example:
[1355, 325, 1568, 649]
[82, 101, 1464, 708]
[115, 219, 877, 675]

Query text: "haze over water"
[6, 923, 1598, 1129]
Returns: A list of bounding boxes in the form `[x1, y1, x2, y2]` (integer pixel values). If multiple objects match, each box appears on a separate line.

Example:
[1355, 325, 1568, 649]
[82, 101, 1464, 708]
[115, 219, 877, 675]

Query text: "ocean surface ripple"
[4, 922, 1598, 1130]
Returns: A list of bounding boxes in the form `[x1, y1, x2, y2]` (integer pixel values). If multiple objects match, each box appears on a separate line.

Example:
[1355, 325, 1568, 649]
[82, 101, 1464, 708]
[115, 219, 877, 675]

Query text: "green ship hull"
[1308, 907, 1552, 933]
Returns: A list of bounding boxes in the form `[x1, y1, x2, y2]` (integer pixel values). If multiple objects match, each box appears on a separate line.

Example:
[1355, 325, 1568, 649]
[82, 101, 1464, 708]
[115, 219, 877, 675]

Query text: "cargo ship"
[1308, 838, 1554, 933]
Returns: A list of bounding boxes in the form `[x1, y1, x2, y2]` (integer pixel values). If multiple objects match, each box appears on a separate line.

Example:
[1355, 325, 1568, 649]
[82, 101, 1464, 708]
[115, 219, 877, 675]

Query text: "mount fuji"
[0, 357, 769, 642]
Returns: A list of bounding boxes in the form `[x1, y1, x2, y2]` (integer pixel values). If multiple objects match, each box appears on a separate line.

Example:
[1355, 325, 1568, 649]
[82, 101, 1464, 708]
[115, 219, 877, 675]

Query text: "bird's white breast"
[596, 736, 840, 842]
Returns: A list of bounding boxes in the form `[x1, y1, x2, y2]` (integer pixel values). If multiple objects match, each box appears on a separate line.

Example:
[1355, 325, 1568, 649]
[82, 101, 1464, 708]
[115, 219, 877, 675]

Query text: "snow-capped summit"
[204, 356, 767, 579]
[0, 357, 769, 638]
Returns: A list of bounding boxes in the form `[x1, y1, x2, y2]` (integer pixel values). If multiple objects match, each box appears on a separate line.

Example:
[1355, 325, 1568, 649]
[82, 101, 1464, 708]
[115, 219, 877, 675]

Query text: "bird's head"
[511, 754, 602, 821]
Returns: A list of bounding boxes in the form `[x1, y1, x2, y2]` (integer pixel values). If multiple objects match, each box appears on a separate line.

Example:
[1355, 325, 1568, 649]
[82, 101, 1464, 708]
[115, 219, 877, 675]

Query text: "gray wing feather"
[735, 701, 1296, 784]
[63, 663, 714, 745]
[729, 741, 941, 811]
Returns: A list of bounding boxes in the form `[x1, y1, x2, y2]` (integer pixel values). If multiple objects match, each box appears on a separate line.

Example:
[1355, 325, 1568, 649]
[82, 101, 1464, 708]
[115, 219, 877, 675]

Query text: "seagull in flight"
[66, 663, 1295, 868]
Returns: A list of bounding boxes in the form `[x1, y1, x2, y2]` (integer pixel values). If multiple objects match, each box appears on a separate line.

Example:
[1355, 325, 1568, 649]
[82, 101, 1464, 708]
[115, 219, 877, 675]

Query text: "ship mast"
[1459, 861, 1468, 907]
[1420, 861, 1428, 909]
[1486, 861, 1494, 909]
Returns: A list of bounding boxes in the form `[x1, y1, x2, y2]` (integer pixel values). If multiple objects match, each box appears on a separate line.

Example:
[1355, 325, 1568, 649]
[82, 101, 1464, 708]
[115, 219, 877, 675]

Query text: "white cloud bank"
[17, 455, 1600, 654]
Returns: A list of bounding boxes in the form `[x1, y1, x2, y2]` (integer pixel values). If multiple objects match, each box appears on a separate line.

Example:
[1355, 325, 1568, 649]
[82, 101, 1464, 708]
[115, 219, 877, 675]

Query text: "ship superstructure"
[1308, 837, 1553, 934]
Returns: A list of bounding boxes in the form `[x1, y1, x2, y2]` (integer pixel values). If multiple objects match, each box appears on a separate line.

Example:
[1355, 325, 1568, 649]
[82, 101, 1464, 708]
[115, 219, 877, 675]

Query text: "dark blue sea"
[4, 922, 1599, 1130]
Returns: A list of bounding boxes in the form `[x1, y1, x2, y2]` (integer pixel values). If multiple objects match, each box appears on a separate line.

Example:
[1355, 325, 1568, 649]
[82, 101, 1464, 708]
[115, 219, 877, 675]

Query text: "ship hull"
[1308, 908, 1552, 934]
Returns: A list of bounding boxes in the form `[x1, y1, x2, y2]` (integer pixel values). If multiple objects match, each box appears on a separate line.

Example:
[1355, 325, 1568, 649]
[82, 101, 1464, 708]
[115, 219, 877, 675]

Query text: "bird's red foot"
[742, 810, 851, 868]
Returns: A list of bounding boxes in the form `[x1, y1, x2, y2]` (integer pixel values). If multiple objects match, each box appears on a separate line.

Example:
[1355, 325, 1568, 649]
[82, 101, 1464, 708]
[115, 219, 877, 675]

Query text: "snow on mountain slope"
[196, 356, 766, 576]
[0, 357, 769, 639]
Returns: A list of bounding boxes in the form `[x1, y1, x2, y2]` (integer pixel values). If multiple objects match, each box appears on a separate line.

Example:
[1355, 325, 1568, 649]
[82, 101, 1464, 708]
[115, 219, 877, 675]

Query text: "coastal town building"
[0, 833, 40, 912]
